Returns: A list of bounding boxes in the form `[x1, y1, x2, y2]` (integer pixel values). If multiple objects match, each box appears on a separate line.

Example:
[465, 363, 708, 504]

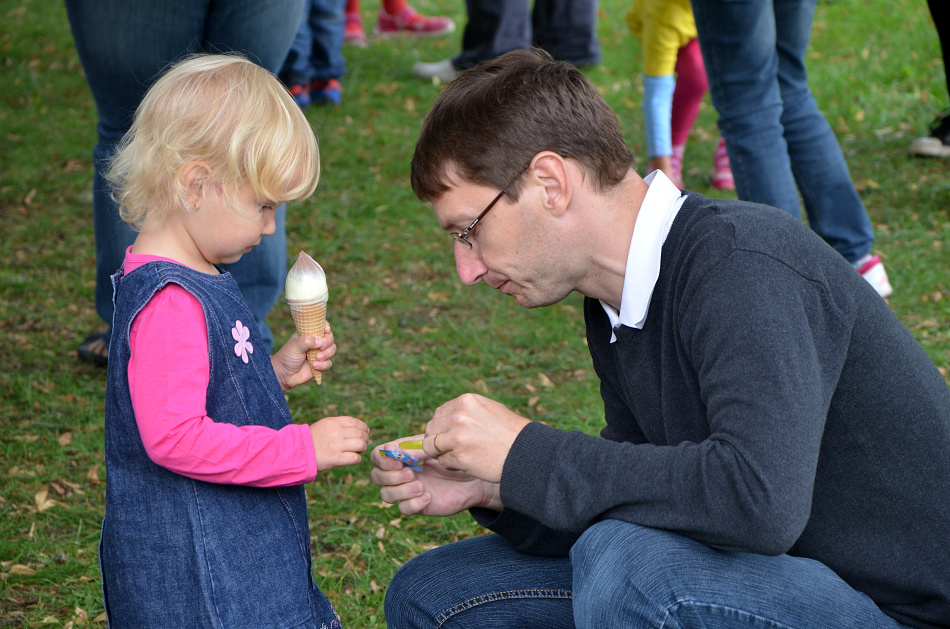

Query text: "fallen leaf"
[9, 564, 36, 575]
[58, 432, 72, 447]
[537, 373, 555, 388]
[35, 488, 55, 512]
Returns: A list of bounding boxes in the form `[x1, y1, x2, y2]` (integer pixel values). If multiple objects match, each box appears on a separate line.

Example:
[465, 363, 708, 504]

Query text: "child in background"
[626, 0, 733, 190]
[344, 0, 455, 47]
[100, 54, 369, 628]
[281, 0, 347, 107]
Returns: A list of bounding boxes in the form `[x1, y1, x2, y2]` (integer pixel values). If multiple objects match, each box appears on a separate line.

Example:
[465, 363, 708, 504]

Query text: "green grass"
[1, 0, 947, 625]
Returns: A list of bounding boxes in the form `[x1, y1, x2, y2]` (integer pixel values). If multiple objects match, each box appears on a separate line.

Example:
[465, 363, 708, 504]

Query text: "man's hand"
[370, 438, 502, 516]
[421, 393, 531, 484]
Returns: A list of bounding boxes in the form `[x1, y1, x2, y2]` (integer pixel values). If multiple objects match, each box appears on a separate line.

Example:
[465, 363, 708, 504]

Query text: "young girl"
[100, 54, 369, 628]
[626, 0, 734, 190]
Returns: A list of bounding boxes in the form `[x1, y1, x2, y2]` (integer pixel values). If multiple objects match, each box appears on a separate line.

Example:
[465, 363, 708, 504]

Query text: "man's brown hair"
[411, 48, 634, 202]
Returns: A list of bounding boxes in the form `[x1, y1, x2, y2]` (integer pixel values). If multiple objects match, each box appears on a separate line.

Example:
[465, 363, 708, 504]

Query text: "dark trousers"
[453, 0, 600, 69]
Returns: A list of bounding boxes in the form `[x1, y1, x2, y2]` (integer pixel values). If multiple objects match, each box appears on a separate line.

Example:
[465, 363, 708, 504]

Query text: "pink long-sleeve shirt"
[124, 249, 317, 487]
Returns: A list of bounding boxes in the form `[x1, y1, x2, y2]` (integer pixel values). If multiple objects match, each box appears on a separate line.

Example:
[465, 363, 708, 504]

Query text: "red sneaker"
[373, 6, 455, 36]
[344, 11, 367, 47]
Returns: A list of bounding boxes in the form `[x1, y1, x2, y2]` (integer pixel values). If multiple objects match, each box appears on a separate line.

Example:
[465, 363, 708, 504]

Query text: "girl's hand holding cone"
[272, 324, 336, 391]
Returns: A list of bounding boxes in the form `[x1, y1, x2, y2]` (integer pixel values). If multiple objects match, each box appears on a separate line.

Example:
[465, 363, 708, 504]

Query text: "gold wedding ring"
[433, 434, 444, 455]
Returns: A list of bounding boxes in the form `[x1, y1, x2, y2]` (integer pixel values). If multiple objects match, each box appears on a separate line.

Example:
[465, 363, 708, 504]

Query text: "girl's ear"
[180, 162, 213, 210]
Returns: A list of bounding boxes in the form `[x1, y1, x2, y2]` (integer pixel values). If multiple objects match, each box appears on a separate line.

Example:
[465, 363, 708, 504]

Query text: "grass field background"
[1, 0, 947, 625]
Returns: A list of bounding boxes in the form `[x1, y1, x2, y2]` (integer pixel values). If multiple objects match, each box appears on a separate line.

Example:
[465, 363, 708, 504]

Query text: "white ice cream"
[285, 251, 328, 302]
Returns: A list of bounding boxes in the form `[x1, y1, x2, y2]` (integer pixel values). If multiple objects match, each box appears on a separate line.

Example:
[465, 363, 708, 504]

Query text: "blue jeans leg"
[384, 534, 574, 628]
[689, 0, 873, 263]
[283, 0, 346, 82]
[66, 0, 305, 352]
[571, 520, 907, 628]
[307, 0, 346, 81]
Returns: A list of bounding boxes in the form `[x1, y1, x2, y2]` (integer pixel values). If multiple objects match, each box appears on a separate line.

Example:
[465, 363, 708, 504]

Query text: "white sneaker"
[412, 59, 458, 83]
[855, 254, 893, 299]
[908, 135, 950, 158]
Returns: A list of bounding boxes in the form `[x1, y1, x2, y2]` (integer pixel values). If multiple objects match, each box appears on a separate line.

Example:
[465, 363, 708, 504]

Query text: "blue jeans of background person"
[454, 0, 601, 70]
[385, 520, 908, 628]
[688, 0, 874, 264]
[65, 0, 305, 353]
[281, 0, 347, 84]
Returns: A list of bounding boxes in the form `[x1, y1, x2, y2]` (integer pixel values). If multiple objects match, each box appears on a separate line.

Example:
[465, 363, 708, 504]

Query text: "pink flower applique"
[232, 320, 254, 364]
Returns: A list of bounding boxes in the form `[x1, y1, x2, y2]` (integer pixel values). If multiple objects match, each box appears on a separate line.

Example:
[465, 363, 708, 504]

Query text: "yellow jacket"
[626, 0, 697, 76]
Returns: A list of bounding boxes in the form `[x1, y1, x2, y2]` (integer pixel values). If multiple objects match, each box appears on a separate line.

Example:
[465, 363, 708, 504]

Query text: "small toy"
[379, 448, 424, 472]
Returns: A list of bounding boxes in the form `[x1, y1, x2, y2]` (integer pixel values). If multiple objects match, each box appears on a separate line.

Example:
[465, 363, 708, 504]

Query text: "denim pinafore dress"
[101, 261, 341, 629]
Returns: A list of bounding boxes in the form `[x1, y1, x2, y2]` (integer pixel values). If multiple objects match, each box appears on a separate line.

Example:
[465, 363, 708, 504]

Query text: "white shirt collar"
[600, 170, 685, 342]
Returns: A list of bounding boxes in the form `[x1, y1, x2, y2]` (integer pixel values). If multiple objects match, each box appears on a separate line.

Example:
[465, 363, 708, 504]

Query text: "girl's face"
[187, 182, 278, 266]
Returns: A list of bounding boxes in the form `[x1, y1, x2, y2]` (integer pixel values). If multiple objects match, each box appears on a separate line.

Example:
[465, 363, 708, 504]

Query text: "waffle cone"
[287, 299, 327, 384]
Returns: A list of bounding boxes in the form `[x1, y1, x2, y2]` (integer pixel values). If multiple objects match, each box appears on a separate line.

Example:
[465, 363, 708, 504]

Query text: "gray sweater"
[475, 193, 950, 629]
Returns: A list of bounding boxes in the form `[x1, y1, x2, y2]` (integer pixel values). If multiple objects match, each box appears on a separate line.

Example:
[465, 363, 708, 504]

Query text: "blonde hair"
[107, 54, 320, 231]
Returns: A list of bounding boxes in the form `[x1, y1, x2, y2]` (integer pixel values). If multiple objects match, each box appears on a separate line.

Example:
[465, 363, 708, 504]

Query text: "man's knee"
[571, 520, 687, 619]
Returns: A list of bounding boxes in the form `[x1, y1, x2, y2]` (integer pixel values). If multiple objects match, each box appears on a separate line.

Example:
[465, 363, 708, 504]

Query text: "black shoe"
[78, 330, 110, 366]
[909, 109, 950, 157]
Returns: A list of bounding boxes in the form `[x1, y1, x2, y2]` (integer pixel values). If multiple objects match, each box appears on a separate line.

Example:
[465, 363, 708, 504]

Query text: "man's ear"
[180, 162, 213, 210]
[530, 152, 570, 216]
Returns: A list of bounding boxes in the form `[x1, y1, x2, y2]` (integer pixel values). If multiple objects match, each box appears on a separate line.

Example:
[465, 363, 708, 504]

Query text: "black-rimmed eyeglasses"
[449, 168, 527, 248]
[449, 189, 507, 248]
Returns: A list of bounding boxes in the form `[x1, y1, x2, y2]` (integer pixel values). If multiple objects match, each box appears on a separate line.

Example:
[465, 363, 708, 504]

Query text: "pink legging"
[671, 38, 709, 147]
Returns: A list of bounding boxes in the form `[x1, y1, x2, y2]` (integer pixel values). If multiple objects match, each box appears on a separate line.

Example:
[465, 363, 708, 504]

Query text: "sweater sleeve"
[128, 283, 317, 487]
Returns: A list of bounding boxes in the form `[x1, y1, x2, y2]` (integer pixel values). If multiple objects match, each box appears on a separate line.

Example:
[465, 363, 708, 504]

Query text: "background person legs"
[66, 0, 305, 361]
[909, 0, 950, 157]
[688, 0, 890, 297]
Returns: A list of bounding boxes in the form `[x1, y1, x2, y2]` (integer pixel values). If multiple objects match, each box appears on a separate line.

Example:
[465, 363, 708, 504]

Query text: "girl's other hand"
[272, 323, 337, 391]
[310, 416, 369, 471]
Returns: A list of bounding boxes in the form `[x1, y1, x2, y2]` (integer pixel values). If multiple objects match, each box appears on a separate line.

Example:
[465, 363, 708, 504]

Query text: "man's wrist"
[480, 480, 503, 511]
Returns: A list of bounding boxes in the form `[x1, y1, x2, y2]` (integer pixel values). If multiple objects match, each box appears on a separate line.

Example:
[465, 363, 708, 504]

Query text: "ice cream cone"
[285, 251, 330, 385]
[287, 298, 327, 384]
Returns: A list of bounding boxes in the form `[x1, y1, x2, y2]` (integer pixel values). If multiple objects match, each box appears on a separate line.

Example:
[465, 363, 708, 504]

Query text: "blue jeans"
[385, 520, 907, 628]
[281, 0, 347, 83]
[65, 0, 305, 353]
[688, 0, 874, 264]
[454, 0, 601, 70]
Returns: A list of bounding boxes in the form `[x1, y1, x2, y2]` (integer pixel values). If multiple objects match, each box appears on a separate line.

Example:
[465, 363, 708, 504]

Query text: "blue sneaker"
[287, 83, 311, 109]
[311, 78, 341, 107]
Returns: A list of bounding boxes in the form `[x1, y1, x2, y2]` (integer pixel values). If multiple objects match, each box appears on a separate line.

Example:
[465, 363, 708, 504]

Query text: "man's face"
[431, 176, 573, 309]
